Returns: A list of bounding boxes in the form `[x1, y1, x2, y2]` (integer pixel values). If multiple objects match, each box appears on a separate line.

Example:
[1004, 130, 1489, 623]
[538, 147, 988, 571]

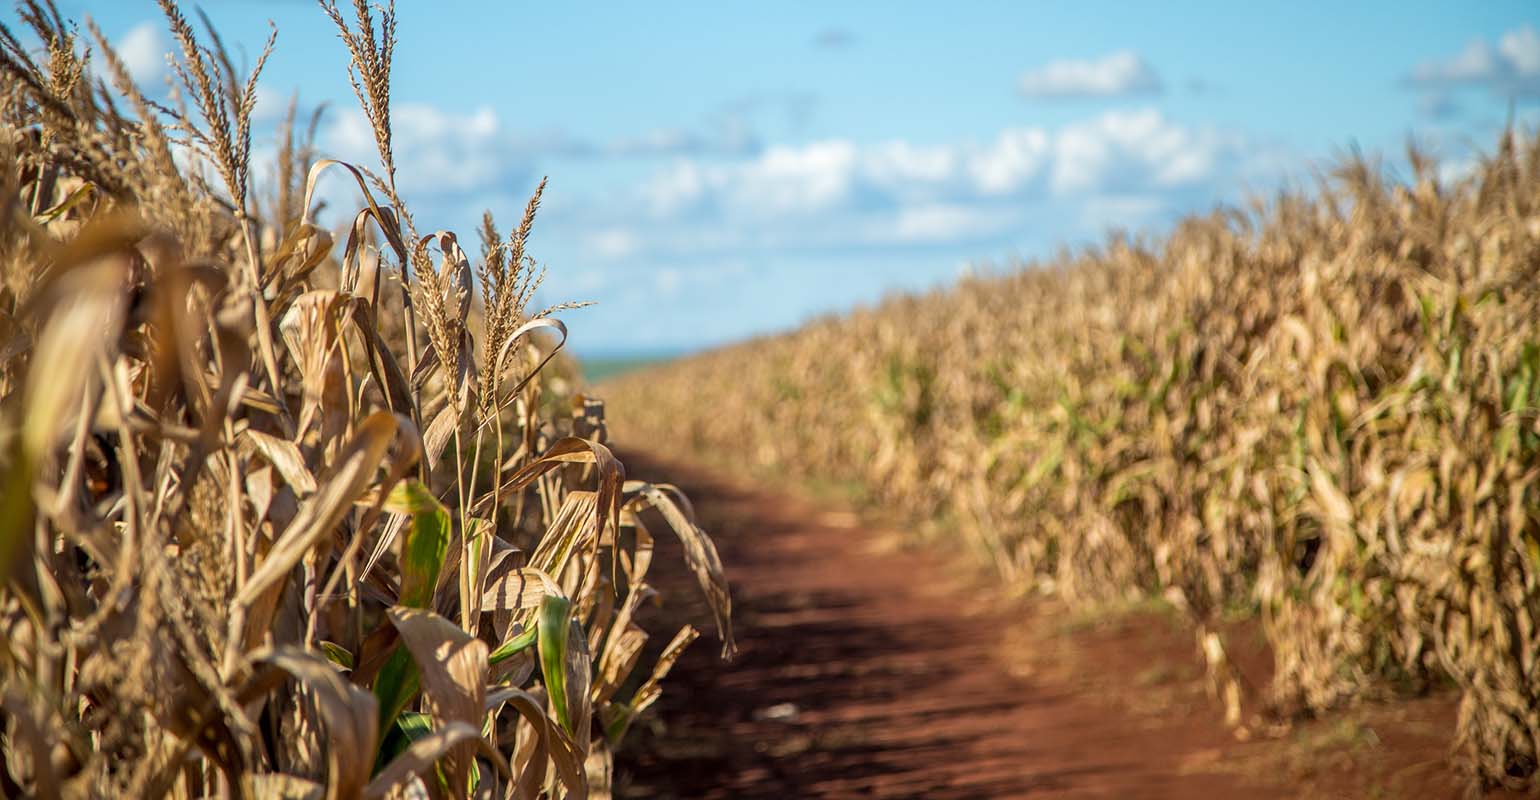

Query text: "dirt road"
[612, 452, 1489, 799]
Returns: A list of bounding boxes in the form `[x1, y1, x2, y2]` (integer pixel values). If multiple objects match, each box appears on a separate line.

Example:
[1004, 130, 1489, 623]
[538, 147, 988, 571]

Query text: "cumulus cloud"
[616, 108, 1278, 258]
[1018, 51, 1162, 99]
[968, 129, 1050, 194]
[865, 141, 958, 185]
[643, 108, 1254, 212]
[643, 141, 859, 219]
[1408, 25, 1540, 97]
[1506, 26, 1540, 76]
[1050, 109, 1238, 194]
[116, 21, 170, 86]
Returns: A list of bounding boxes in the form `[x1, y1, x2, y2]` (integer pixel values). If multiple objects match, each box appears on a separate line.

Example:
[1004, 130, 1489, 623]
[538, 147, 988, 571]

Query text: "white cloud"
[968, 129, 1050, 194]
[644, 141, 857, 219]
[1409, 25, 1540, 96]
[1412, 40, 1498, 84]
[642, 108, 1255, 214]
[736, 141, 858, 213]
[623, 109, 1278, 257]
[1018, 51, 1162, 99]
[116, 21, 169, 86]
[1051, 109, 1234, 194]
[864, 141, 957, 186]
[890, 204, 1018, 244]
[1501, 26, 1540, 76]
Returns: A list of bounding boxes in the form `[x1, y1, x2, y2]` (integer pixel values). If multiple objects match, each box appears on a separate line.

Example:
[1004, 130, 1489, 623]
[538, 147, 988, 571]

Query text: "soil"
[612, 451, 1512, 799]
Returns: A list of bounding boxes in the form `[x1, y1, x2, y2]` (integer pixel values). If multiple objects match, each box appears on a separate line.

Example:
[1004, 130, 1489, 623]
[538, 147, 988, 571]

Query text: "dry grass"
[0, 1, 732, 797]
[604, 130, 1540, 791]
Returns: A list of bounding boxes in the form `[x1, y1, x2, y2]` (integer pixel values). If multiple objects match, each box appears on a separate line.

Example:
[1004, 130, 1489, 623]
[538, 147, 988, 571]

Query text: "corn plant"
[0, 1, 732, 797]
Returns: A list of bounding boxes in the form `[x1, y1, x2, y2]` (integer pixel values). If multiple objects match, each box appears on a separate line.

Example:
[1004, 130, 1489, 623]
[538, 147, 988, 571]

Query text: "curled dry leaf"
[484, 437, 624, 549]
[236, 411, 400, 610]
[245, 429, 318, 495]
[623, 481, 736, 658]
[279, 290, 354, 438]
[244, 646, 378, 800]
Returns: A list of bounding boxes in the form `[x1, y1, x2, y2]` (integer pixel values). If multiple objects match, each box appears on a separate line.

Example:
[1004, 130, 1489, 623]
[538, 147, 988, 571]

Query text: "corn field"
[604, 131, 1540, 790]
[0, 1, 733, 797]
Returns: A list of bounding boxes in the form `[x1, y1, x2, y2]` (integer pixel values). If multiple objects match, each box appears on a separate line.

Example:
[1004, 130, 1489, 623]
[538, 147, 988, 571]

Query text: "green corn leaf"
[376, 711, 434, 770]
[385, 480, 450, 609]
[372, 646, 420, 753]
[376, 711, 478, 793]
[537, 594, 575, 734]
[319, 641, 354, 671]
[371, 480, 450, 748]
[489, 625, 538, 665]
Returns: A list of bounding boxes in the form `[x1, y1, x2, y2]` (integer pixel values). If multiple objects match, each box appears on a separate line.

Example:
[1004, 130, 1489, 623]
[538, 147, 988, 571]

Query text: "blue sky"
[36, 1, 1540, 355]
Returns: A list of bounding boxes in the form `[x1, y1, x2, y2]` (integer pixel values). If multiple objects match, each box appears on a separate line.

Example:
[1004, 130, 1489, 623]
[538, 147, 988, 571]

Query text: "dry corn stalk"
[0, 2, 732, 797]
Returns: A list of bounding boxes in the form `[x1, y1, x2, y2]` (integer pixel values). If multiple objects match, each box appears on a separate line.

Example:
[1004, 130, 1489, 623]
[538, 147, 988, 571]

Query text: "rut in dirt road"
[614, 453, 1279, 800]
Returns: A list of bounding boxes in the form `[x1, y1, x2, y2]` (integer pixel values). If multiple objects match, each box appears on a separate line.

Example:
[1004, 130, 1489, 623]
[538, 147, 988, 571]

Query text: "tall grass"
[605, 131, 1540, 790]
[0, 1, 731, 797]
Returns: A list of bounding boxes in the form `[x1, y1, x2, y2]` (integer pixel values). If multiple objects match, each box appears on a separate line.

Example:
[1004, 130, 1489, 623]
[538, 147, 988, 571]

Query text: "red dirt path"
[613, 452, 1494, 799]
